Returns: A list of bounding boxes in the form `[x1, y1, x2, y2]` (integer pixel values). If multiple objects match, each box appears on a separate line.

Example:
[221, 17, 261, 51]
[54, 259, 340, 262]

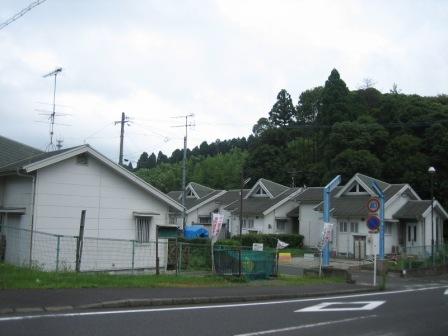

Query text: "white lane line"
[233, 315, 377, 336]
[0, 285, 446, 323]
[444, 289, 448, 295]
[296, 301, 385, 312]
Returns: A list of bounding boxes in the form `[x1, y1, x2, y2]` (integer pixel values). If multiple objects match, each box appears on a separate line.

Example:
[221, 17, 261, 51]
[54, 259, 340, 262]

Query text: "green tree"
[136, 152, 149, 170]
[318, 69, 350, 125]
[268, 89, 296, 127]
[296, 86, 323, 124]
[157, 151, 168, 164]
[327, 149, 382, 182]
[252, 117, 272, 136]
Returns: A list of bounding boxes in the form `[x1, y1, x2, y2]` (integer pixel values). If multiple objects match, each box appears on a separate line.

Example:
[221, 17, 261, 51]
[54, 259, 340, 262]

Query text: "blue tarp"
[184, 225, 209, 239]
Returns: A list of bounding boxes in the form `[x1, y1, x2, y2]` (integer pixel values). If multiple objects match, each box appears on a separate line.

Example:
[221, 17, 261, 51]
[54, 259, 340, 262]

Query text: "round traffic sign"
[366, 215, 380, 232]
[367, 198, 380, 213]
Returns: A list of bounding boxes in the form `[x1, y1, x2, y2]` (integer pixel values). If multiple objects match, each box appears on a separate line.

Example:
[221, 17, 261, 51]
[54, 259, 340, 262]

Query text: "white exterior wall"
[334, 218, 397, 256]
[2, 175, 34, 230]
[298, 203, 322, 247]
[269, 201, 300, 234]
[1, 155, 173, 271]
[1, 175, 34, 266]
[33, 156, 170, 239]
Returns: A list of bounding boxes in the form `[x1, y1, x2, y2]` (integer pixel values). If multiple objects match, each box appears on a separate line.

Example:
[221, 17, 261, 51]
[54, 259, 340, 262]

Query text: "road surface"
[1, 285, 447, 336]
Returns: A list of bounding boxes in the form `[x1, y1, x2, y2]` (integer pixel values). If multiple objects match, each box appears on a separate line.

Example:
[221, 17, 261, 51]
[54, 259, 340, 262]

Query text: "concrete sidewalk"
[0, 282, 375, 315]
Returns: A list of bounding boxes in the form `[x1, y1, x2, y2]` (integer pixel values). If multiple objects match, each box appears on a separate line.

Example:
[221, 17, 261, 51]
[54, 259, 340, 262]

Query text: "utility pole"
[114, 112, 130, 166]
[172, 114, 195, 231]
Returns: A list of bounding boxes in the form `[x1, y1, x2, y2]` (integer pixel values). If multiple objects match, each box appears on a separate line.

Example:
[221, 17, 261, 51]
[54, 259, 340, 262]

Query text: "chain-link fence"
[393, 244, 448, 270]
[0, 226, 278, 278]
[1, 225, 167, 272]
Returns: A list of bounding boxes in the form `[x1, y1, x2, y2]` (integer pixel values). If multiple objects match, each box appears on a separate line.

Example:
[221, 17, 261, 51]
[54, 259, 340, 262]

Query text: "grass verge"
[0, 263, 345, 289]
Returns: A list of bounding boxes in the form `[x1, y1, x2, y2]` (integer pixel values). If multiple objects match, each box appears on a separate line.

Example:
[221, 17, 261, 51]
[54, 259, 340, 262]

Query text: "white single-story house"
[167, 179, 304, 237]
[0, 135, 183, 271]
[294, 173, 447, 258]
[167, 182, 240, 237]
[224, 179, 304, 236]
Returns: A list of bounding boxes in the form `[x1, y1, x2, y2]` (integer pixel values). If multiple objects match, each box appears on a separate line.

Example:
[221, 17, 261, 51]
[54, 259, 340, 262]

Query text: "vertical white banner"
[211, 213, 224, 239]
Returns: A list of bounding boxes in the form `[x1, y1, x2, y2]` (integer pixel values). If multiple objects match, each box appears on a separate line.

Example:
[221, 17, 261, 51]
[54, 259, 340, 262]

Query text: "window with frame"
[168, 214, 177, 225]
[276, 219, 287, 231]
[385, 222, 392, 234]
[136, 217, 151, 243]
[350, 222, 358, 233]
[186, 189, 195, 198]
[199, 216, 211, 225]
[347, 183, 367, 194]
[254, 186, 268, 197]
[242, 218, 254, 229]
[339, 221, 348, 233]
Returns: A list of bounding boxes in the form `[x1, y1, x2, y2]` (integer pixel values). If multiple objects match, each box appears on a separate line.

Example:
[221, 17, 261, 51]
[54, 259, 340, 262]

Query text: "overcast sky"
[1, 0, 447, 165]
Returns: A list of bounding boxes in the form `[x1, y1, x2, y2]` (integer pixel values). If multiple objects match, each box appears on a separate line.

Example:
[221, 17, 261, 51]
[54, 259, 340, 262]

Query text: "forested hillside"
[135, 69, 448, 205]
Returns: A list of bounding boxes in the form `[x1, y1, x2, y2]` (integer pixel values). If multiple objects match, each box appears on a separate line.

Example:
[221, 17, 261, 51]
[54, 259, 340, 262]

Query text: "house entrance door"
[353, 236, 366, 260]
[406, 223, 417, 249]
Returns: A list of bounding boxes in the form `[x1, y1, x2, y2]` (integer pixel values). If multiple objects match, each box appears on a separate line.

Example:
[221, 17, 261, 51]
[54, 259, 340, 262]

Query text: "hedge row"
[232, 233, 304, 248]
[177, 234, 304, 249]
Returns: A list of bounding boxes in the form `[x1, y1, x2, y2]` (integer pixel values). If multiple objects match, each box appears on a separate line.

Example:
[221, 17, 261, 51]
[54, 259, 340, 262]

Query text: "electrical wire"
[0, 0, 48, 31]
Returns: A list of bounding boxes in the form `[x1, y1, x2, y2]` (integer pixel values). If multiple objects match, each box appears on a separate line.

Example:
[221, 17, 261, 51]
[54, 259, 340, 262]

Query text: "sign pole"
[322, 175, 341, 268]
[371, 182, 385, 260]
[373, 246, 377, 286]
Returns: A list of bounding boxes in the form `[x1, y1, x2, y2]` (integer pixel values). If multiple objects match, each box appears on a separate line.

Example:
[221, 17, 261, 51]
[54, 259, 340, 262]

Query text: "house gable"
[21, 145, 183, 211]
[335, 173, 393, 199]
[245, 178, 289, 199]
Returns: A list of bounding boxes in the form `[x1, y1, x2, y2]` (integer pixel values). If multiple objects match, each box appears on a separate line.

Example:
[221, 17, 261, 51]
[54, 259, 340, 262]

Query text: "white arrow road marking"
[234, 315, 377, 336]
[444, 289, 448, 295]
[296, 301, 385, 312]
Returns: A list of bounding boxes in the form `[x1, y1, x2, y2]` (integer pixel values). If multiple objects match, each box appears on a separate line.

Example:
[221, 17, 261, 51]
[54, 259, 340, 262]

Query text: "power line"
[0, 0, 48, 31]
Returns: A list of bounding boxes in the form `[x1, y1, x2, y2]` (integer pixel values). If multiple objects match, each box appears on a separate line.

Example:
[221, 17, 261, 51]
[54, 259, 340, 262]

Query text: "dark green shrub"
[230, 233, 304, 248]
[276, 234, 304, 248]
[216, 239, 241, 247]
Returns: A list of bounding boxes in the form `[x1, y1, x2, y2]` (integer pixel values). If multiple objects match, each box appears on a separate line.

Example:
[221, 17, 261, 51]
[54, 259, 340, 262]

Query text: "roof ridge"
[356, 172, 389, 186]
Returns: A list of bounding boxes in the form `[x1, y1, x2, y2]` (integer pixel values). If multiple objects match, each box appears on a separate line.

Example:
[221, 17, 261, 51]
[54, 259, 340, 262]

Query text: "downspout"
[16, 168, 37, 267]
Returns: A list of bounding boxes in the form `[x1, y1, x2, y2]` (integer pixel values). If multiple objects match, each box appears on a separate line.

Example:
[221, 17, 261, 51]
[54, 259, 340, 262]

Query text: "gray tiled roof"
[295, 187, 324, 202]
[166, 185, 224, 211]
[190, 182, 215, 198]
[0, 135, 42, 169]
[225, 187, 300, 215]
[383, 184, 406, 200]
[393, 200, 431, 220]
[259, 178, 289, 197]
[356, 173, 390, 191]
[314, 183, 406, 217]
[0, 135, 83, 173]
[214, 189, 250, 207]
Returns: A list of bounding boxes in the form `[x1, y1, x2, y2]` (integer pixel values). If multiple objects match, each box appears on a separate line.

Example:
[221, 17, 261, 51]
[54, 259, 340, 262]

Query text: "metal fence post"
[131, 240, 135, 272]
[56, 235, 61, 272]
[178, 242, 182, 275]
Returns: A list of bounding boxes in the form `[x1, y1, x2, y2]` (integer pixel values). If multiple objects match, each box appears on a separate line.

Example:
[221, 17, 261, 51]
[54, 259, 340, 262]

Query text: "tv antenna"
[42, 67, 62, 151]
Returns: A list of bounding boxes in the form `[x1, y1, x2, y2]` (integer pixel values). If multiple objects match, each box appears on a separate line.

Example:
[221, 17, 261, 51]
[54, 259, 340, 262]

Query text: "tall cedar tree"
[269, 89, 296, 127]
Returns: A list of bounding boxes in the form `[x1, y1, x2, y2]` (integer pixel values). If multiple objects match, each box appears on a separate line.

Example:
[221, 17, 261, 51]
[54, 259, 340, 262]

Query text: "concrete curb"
[0, 287, 377, 315]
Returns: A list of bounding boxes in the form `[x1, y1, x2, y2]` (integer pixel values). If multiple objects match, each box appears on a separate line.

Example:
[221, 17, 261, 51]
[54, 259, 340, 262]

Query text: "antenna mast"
[172, 114, 195, 231]
[43, 67, 62, 152]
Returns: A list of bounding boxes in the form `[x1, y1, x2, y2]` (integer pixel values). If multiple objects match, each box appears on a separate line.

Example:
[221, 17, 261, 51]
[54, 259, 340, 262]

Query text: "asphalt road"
[1, 286, 448, 336]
